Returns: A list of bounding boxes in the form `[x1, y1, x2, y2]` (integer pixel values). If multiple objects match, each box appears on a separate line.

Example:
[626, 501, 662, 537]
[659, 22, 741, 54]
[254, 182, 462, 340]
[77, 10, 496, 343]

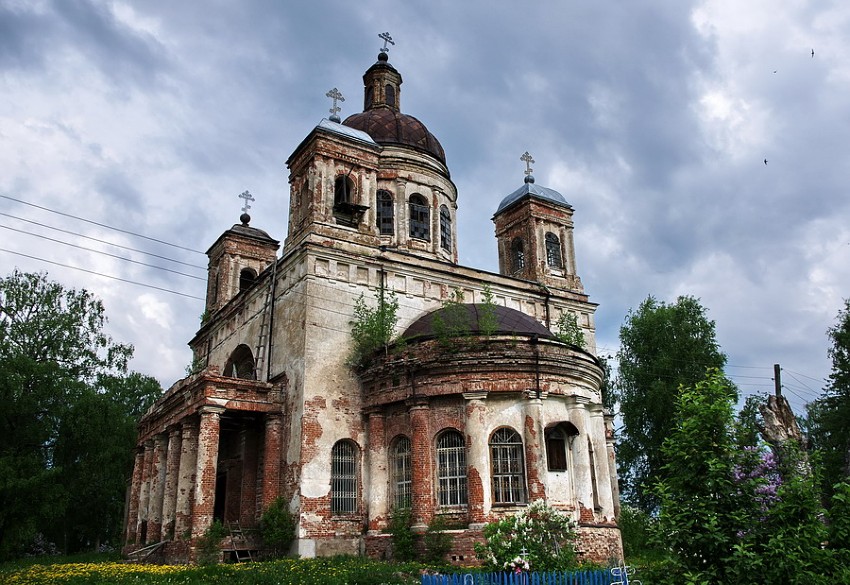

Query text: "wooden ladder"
[228, 521, 253, 563]
[253, 260, 277, 380]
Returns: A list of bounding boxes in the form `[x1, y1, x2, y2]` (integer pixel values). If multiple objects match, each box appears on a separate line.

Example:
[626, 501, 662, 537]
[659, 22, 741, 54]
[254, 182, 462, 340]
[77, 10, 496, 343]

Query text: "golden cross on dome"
[379, 32, 395, 53]
[521, 151, 535, 177]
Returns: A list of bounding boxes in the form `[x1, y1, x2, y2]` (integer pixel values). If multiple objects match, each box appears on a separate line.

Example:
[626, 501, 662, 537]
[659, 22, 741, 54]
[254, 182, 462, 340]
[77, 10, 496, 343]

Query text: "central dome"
[342, 52, 446, 165]
[343, 108, 446, 164]
[403, 304, 555, 341]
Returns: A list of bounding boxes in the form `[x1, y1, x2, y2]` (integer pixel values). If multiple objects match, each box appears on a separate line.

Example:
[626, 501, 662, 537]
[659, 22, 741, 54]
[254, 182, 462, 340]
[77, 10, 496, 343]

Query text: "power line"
[0, 248, 204, 300]
[1, 224, 205, 281]
[0, 211, 206, 270]
[0, 194, 206, 255]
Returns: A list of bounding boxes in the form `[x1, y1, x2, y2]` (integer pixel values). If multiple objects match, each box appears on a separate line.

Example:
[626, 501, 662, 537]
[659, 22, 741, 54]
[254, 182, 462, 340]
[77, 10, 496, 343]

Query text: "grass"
[0, 554, 432, 585]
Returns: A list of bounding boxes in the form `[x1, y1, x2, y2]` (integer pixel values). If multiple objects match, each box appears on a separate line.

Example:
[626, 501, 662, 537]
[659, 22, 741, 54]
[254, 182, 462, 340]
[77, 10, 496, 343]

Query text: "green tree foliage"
[806, 299, 850, 493]
[553, 311, 584, 348]
[386, 507, 416, 562]
[650, 370, 841, 585]
[615, 295, 727, 511]
[651, 370, 742, 582]
[0, 270, 161, 559]
[432, 287, 471, 347]
[347, 288, 400, 368]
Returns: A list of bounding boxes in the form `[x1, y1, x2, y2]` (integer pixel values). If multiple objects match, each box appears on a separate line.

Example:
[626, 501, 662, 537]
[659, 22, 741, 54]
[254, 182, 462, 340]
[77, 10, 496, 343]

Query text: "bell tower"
[493, 153, 583, 292]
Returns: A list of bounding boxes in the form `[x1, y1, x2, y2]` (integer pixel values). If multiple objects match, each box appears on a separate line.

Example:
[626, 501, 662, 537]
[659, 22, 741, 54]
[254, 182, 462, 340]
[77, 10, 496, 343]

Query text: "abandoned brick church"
[123, 47, 624, 564]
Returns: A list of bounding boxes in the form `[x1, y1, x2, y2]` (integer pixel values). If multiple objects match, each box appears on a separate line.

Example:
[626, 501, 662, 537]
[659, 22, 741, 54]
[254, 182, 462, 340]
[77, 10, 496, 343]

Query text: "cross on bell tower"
[379, 32, 395, 54]
[521, 151, 535, 182]
[326, 88, 345, 123]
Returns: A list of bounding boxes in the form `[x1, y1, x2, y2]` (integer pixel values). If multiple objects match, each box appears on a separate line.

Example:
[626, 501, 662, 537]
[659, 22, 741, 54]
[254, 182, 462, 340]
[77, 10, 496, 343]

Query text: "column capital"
[462, 391, 489, 402]
[199, 405, 226, 417]
[406, 397, 429, 411]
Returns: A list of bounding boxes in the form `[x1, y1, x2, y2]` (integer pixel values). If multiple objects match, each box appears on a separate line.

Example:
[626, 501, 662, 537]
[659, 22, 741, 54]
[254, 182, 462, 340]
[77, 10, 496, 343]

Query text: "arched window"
[365, 86, 374, 110]
[490, 428, 526, 504]
[331, 440, 358, 514]
[334, 175, 354, 205]
[239, 267, 257, 292]
[545, 232, 563, 268]
[511, 238, 525, 273]
[385, 84, 396, 107]
[223, 344, 256, 380]
[439, 205, 451, 251]
[409, 194, 430, 240]
[391, 436, 412, 509]
[436, 430, 467, 507]
[377, 190, 394, 235]
[545, 423, 579, 471]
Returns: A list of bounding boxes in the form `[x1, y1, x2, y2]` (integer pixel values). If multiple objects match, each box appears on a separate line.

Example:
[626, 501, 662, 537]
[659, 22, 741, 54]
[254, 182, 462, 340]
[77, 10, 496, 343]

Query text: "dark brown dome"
[402, 304, 555, 341]
[343, 108, 446, 164]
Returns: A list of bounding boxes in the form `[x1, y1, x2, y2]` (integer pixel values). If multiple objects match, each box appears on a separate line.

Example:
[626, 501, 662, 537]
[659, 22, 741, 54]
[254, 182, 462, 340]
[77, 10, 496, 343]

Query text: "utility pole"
[774, 363, 782, 396]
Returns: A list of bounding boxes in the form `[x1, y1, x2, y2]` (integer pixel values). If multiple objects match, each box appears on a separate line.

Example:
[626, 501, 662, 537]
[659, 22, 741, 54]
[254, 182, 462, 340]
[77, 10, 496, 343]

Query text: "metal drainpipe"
[540, 284, 552, 330]
[531, 333, 541, 399]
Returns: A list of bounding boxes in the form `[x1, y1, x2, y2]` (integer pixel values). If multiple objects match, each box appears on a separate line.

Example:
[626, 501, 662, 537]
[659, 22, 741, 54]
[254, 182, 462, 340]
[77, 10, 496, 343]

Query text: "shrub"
[474, 500, 577, 572]
[195, 520, 227, 565]
[387, 508, 416, 561]
[423, 515, 453, 563]
[260, 497, 297, 558]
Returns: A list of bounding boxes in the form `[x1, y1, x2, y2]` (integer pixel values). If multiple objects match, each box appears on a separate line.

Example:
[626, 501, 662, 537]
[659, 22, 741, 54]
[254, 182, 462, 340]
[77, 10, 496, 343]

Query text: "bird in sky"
[812, 48, 815, 58]
[764, 158, 768, 165]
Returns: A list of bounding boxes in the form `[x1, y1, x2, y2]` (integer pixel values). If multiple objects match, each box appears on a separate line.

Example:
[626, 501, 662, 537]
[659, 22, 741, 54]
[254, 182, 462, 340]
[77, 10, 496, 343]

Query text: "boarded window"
[545, 423, 579, 472]
[331, 440, 358, 514]
[490, 428, 526, 504]
[436, 430, 467, 507]
[409, 194, 430, 240]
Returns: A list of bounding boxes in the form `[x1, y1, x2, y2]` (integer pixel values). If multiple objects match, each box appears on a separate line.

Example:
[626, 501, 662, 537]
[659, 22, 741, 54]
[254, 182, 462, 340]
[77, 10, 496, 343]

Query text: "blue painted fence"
[422, 568, 615, 585]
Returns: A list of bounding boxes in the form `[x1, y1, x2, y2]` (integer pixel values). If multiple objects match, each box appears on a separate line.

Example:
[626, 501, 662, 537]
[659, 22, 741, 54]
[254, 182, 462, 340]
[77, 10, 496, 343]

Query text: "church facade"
[124, 49, 623, 565]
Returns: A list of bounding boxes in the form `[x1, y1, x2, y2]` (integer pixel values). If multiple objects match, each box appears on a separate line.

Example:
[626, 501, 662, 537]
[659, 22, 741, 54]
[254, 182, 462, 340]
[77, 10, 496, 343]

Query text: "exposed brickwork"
[174, 420, 198, 539]
[160, 428, 182, 540]
[191, 407, 223, 538]
[262, 413, 283, 509]
[125, 450, 144, 545]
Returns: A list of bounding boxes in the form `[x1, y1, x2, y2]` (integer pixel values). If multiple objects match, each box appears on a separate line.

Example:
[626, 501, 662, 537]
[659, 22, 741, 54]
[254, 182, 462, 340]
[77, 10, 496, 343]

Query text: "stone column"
[588, 405, 614, 516]
[408, 400, 432, 528]
[523, 394, 547, 502]
[175, 420, 199, 539]
[239, 427, 259, 527]
[366, 410, 388, 531]
[125, 448, 145, 544]
[160, 427, 182, 540]
[567, 399, 593, 516]
[463, 392, 488, 525]
[147, 434, 168, 543]
[136, 440, 154, 544]
[191, 406, 225, 538]
[262, 412, 283, 509]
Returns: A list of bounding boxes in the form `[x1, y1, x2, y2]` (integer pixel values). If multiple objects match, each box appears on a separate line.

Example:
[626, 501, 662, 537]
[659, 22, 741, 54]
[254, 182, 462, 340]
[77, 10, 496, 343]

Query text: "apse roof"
[402, 304, 555, 341]
[495, 176, 572, 214]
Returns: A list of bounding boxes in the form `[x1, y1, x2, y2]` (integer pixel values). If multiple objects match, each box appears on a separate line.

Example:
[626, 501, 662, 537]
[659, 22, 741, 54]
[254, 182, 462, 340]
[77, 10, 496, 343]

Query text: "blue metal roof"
[495, 177, 571, 214]
[317, 118, 379, 146]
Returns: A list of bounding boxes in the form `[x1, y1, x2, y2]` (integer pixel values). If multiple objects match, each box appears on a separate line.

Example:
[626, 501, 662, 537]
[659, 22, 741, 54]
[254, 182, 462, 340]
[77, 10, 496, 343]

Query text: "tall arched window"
[391, 436, 412, 509]
[490, 428, 526, 504]
[334, 175, 354, 205]
[545, 232, 563, 268]
[239, 267, 257, 292]
[545, 423, 579, 471]
[436, 430, 467, 507]
[385, 84, 396, 107]
[223, 344, 255, 380]
[439, 205, 451, 251]
[409, 194, 430, 240]
[377, 190, 394, 235]
[511, 237, 525, 273]
[331, 440, 358, 514]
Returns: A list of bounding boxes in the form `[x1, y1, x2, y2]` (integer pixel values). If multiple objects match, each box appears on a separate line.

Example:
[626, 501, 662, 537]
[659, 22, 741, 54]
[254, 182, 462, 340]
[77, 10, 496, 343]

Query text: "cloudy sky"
[2, 0, 848, 415]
